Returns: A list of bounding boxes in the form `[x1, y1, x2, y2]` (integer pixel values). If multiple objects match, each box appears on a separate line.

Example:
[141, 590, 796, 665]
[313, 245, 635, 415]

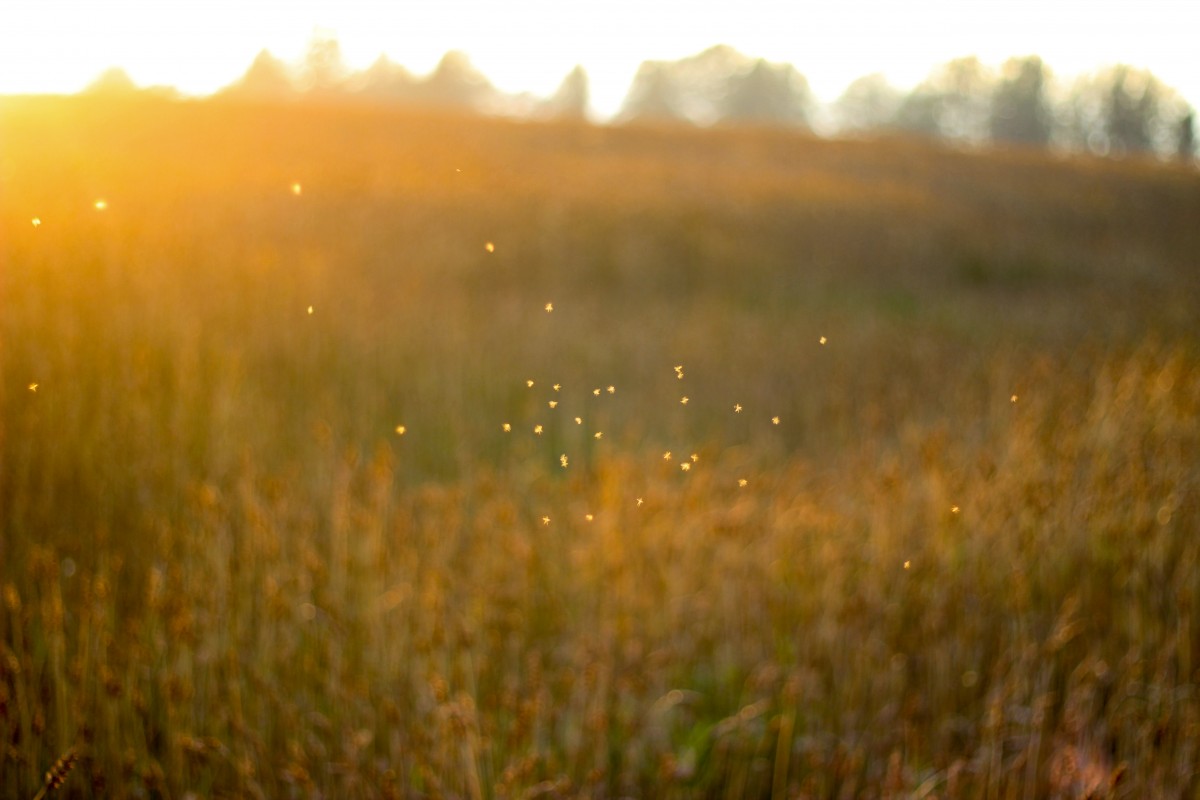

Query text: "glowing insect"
[607, 386, 615, 394]
[904, 560, 911, 570]
[548, 400, 558, 409]
[553, 384, 561, 392]
[594, 431, 603, 439]
[680, 397, 689, 405]
[560, 454, 569, 467]
[951, 505, 960, 514]
[819, 336, 827, 345]
[593, 388, 601, 396]
[680, 463, 691, 472]
[574, 417, 582, 425]
[690, 454, 699, 462]
[738, 479, 748, 488]
[772, 416, 780, 425]
[534, 425, 543, 435]
[1011, 394, 1019, 403]
[663, 451, 672, 461]
[734, 403, 742, 413]
[28, 383, 38, 392]
[545, 303, 553, 313]
[636, 498, 644, 507]
[527, 380, 535, 388]
[502, 423, 512, 432]
[542, 516, 551, 525]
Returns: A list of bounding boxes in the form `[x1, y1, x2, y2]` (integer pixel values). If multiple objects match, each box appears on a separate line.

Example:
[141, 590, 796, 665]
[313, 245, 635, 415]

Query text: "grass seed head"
[35, 748, 78, 798]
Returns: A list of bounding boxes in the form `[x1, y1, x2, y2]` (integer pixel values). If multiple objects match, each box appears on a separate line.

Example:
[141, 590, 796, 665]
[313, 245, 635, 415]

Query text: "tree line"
[214, 42, 589, 121]
[87, 37, 1196, 161]
[617, 46, 1194, 160]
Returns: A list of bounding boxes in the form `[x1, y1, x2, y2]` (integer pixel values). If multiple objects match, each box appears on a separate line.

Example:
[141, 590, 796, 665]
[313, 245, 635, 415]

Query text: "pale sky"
[1, 0, 1197, 118]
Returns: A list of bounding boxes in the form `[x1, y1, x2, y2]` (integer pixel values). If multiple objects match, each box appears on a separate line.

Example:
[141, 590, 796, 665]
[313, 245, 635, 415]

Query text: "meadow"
[1, 95, 1198, 798]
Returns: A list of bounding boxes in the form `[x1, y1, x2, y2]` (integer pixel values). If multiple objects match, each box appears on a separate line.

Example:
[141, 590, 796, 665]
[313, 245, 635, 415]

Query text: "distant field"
[2, 95, 1198, 798]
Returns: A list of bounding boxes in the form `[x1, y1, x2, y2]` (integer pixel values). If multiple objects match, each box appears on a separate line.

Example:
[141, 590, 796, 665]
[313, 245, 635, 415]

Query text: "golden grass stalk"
[31, 748, 78, 800]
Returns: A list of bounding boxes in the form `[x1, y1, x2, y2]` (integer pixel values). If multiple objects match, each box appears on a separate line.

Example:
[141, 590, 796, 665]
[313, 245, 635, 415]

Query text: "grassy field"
[1, 95, 1199, 798]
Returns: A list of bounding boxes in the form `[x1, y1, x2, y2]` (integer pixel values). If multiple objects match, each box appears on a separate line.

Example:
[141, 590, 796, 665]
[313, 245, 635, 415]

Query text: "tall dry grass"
[1, 95, 1198, 797]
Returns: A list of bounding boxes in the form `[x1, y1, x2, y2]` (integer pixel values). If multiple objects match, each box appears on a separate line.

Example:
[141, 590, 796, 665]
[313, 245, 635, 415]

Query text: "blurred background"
[1, 0, 1197, 157]
[2, 3, 1199, 799]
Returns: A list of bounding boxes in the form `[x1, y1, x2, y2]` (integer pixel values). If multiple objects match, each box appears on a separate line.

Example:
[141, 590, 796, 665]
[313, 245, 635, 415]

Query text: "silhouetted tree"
[833, 73, 903, 133]
[1179, 110, 1196, 162]
[990, 56, 1051, 145]
[894, 87, 942, 136]
[221, 50, 295, 100]
[84, 67, 138, 95]
[671, 45, 749, 123]
[896, 57, 993, 142]
[419, 51, 497, 110]
[300, 34, 348, 95]
[621, 45, 812, 127]
[720, 59, 812, 127]
[1060, 73, 1107, 152]
[1107, 65, 1159, 152]
[619, 61, 687, 123]
[1063, 65, 1191, 156]
[353, 55, 416, 101]
[935, 57, 993, 141]
[542, 65, 589, 119]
